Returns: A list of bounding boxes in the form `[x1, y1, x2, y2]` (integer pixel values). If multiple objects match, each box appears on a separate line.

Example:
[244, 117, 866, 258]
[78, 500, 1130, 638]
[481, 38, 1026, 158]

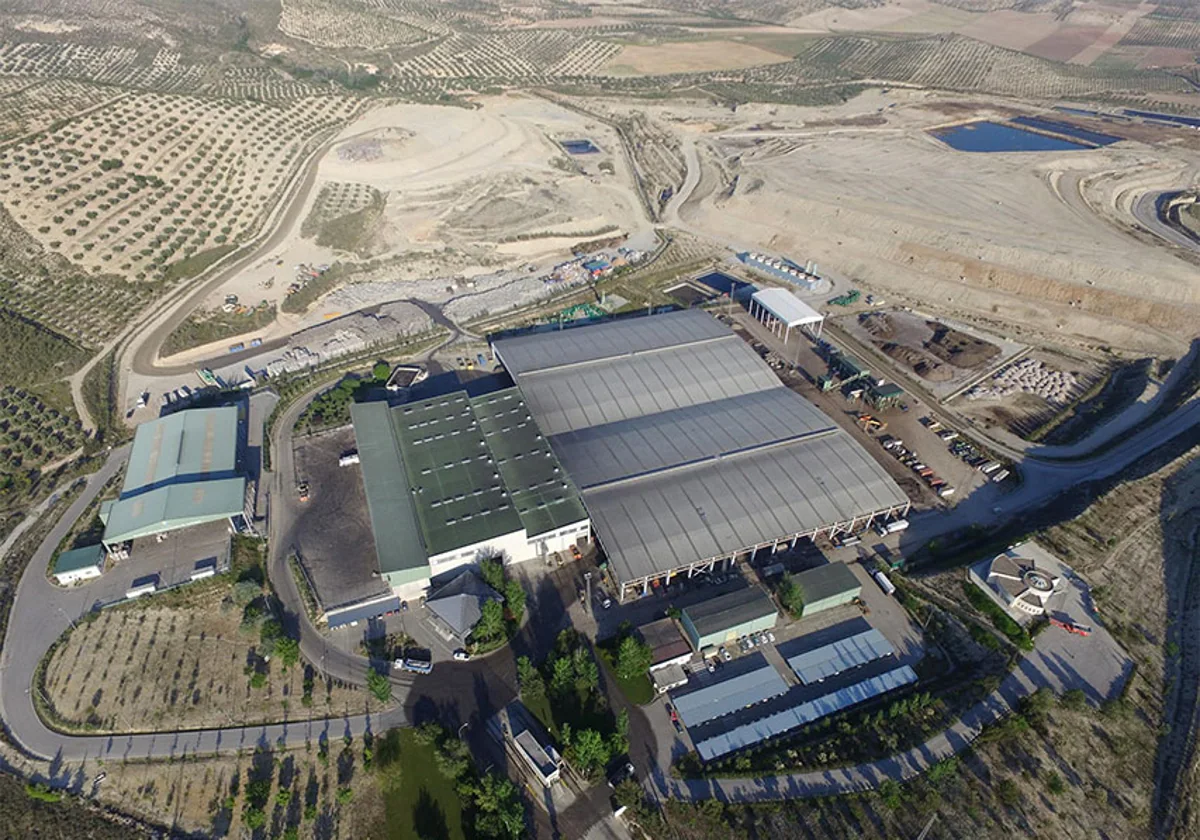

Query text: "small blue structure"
[562, 139, 600, 155]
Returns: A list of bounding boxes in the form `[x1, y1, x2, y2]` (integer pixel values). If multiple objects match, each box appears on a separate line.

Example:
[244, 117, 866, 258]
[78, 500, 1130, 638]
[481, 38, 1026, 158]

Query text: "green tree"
[573, 648, 599, 692]
[996, 777, 1021, 807]
[570, 728, 610, 777]
[232, 579, 261, 606]
[480, 558, 506, 592]
[243, 807, 266, 829]
[275, 635, 300, 669]
[615, 635, 653, 681]
[467, 772, 526, 840]
[474, 599, 506, 642]
[367, 669, 392, 702]
[372, 360, 390, 381]
[517, 656, 545, 701]
[435, 737, 471, 780]
[1045, 771, 1065, 795]
[776, 575, 805, 616]
[551, 656, 575, 696]
[878, 778, 903, 809]
[504, 578, 526, 623]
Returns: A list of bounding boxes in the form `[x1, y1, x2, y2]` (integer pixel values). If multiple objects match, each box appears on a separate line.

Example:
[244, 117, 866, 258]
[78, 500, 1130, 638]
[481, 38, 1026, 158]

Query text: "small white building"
[52, 544, 105, 586]
[515, 728, 563, 787]
[749, 287, 825, 343]
[970, 547, 1061, 617]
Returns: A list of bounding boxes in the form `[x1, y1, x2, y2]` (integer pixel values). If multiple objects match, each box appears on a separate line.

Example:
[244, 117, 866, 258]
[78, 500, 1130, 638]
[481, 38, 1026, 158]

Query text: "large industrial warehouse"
[492, 310, 910, 601]
[101, 406, 248, 549]
[352, 388, 590, 598]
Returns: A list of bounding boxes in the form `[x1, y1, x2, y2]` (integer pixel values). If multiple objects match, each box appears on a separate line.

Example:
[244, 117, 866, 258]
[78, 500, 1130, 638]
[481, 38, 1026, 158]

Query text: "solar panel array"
[694, 666, 918, 761]
[787, 629, 895, 685]
[672, 655, 789, 728]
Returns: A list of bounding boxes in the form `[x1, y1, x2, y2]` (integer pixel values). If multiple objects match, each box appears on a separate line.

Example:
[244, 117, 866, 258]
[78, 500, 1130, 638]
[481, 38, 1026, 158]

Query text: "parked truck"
[875, 518, 910, 536]
[872, 570, 896, 596]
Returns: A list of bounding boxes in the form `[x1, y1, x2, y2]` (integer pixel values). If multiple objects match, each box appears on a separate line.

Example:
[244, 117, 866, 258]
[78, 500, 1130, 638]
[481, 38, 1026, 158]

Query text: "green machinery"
[828, 289, 861, 306]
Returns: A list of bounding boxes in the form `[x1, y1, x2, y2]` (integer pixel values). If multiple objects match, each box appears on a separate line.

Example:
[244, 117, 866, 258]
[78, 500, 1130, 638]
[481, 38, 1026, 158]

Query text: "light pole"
[458, 722, 469, 740]
[584, 571, 593, 615]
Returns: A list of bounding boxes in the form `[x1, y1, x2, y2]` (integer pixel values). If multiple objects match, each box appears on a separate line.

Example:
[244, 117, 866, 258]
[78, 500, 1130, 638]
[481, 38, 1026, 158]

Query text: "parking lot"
[288, 426, 388, 610]
[101, 519, 234, 604]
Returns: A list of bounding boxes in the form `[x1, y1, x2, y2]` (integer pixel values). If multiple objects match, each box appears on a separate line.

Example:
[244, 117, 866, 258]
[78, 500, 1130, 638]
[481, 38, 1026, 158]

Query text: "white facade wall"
[55, 564, 103, 586]
[525, 519, 591, 560]
[427, 527, 531, 582]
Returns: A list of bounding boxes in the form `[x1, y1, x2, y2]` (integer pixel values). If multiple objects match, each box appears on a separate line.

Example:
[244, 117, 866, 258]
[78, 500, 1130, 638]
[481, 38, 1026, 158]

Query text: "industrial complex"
[351, 388, 589, 599]
[492, 310, 910, 601]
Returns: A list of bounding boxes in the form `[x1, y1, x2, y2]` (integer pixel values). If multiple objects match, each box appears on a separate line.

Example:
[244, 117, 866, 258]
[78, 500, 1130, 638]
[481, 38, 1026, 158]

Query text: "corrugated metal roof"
[122, 407, 239, 497]
[682, 587, 778, 641]
[786, 629, 894, 684]
[326, 593, 402, 629]
[102, 477, 245, 544]
[671, 653, 788, 727]
[793, 562, 861, 606]
[584, 433, 908, 582]
[53, 544, 105, 575]
[551, 388, 835, 490]
[751, 288, 824, 327]
[693, 666, 918, 760]
[352, 401, 428, 575]
[497, 310, 908, 586]
[514, 337, 779, 437]
[493, 309, 730, 375]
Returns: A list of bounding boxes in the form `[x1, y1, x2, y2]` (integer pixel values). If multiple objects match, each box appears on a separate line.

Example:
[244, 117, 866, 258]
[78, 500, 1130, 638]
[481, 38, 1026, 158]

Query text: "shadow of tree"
[413, 788, 451, 840]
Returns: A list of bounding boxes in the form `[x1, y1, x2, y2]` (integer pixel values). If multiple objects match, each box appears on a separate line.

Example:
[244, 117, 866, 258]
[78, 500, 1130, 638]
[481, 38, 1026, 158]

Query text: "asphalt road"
[1133, 189, 1200, 252]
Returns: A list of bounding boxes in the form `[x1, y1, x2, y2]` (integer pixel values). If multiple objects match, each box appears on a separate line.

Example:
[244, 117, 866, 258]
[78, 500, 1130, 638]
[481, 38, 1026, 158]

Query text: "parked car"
[453, 649, 470, 662]
[720, 646, 731, 662]
[767, 631, 776, 643]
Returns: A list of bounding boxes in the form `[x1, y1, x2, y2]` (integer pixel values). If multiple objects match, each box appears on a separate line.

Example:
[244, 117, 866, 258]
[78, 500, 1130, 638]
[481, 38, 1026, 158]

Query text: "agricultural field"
[0, 77, 118, 141]
[42, 565, 393, 733]
[0, 89, 361, 279]
[300, 180, 385, 253]
[395, 30, 622, 80]
[0, 384, 85, 496]
[736, 34, 1194, 102]
[279, 0, 449, 49]
[0, 43, 207, 92]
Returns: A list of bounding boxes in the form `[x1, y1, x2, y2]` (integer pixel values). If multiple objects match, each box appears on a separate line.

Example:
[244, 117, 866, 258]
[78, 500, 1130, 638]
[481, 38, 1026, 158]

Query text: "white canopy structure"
[750, 287, 824, 342]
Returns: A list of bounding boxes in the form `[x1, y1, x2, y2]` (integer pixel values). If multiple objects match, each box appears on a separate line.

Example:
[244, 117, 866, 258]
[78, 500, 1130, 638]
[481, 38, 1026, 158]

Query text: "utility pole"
[728, 280, 737, 316]
[584, 571, 593, 615]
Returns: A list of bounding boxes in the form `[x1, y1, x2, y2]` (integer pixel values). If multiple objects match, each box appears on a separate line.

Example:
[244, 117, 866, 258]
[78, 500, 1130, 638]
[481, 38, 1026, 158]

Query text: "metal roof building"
[493, 311, 909, 600]
[671, 653, 789, 728]
[425, 571, 502, 640]
[680, 587, 778, 651]
[693, 665, 918, 761]
[792, 562, 862, 617]
[102, 407, 246, 546]
[52, 544, 105, 585]
[786, 628, 894, 685]
[351, 388, 588, 596]
[750, 287, 825, 341]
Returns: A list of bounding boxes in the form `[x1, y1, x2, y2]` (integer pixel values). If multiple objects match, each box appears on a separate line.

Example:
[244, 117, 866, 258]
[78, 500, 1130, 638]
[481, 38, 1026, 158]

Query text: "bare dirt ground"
[197, 93, 654, 323]
[44, 589, 390, 733]
[855, 310, 1001, 382]
[621, 88, 1200, 357]
[602, 40, 792, 74]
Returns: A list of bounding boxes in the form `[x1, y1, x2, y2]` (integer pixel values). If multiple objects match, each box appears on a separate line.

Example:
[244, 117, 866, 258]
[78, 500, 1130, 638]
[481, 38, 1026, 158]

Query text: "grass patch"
[374, 729, 469, 840]
[963, 581, 1034, 651]
[161, 244, 236, 284]
[161, 303, 276, 356]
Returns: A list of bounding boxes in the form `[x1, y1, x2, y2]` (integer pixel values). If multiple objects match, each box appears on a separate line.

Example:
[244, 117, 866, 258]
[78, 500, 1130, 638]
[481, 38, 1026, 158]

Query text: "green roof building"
[792, 562, 862, 617]
[103, 407, 246, 546]
[680, 586, 778, 651]
[351, 388, 588, 596]
[52, 544, 106, 585]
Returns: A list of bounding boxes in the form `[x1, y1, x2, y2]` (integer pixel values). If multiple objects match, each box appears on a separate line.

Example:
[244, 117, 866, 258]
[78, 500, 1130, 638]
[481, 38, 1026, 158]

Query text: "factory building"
[492, 310, 909, 601]
[791, 563, 862, 617]
[352, 388, 589, 599]
[970, 547, 1061, 617]
[52, 544, 106, 586]
[101, 406, 248, 549]
[680, 587, 778, 652]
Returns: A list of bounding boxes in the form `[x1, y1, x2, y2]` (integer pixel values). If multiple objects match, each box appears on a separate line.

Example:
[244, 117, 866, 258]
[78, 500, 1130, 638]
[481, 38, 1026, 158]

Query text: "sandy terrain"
[600, 89, 1200, 356]
[954, 10, 1062, 51]
[602, 40, 793, 74]
[198, 93, 654, 319]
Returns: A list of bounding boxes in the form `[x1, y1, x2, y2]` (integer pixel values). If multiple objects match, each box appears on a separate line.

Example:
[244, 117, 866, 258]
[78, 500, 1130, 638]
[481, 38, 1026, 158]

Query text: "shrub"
[367, 669, 392, 702]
